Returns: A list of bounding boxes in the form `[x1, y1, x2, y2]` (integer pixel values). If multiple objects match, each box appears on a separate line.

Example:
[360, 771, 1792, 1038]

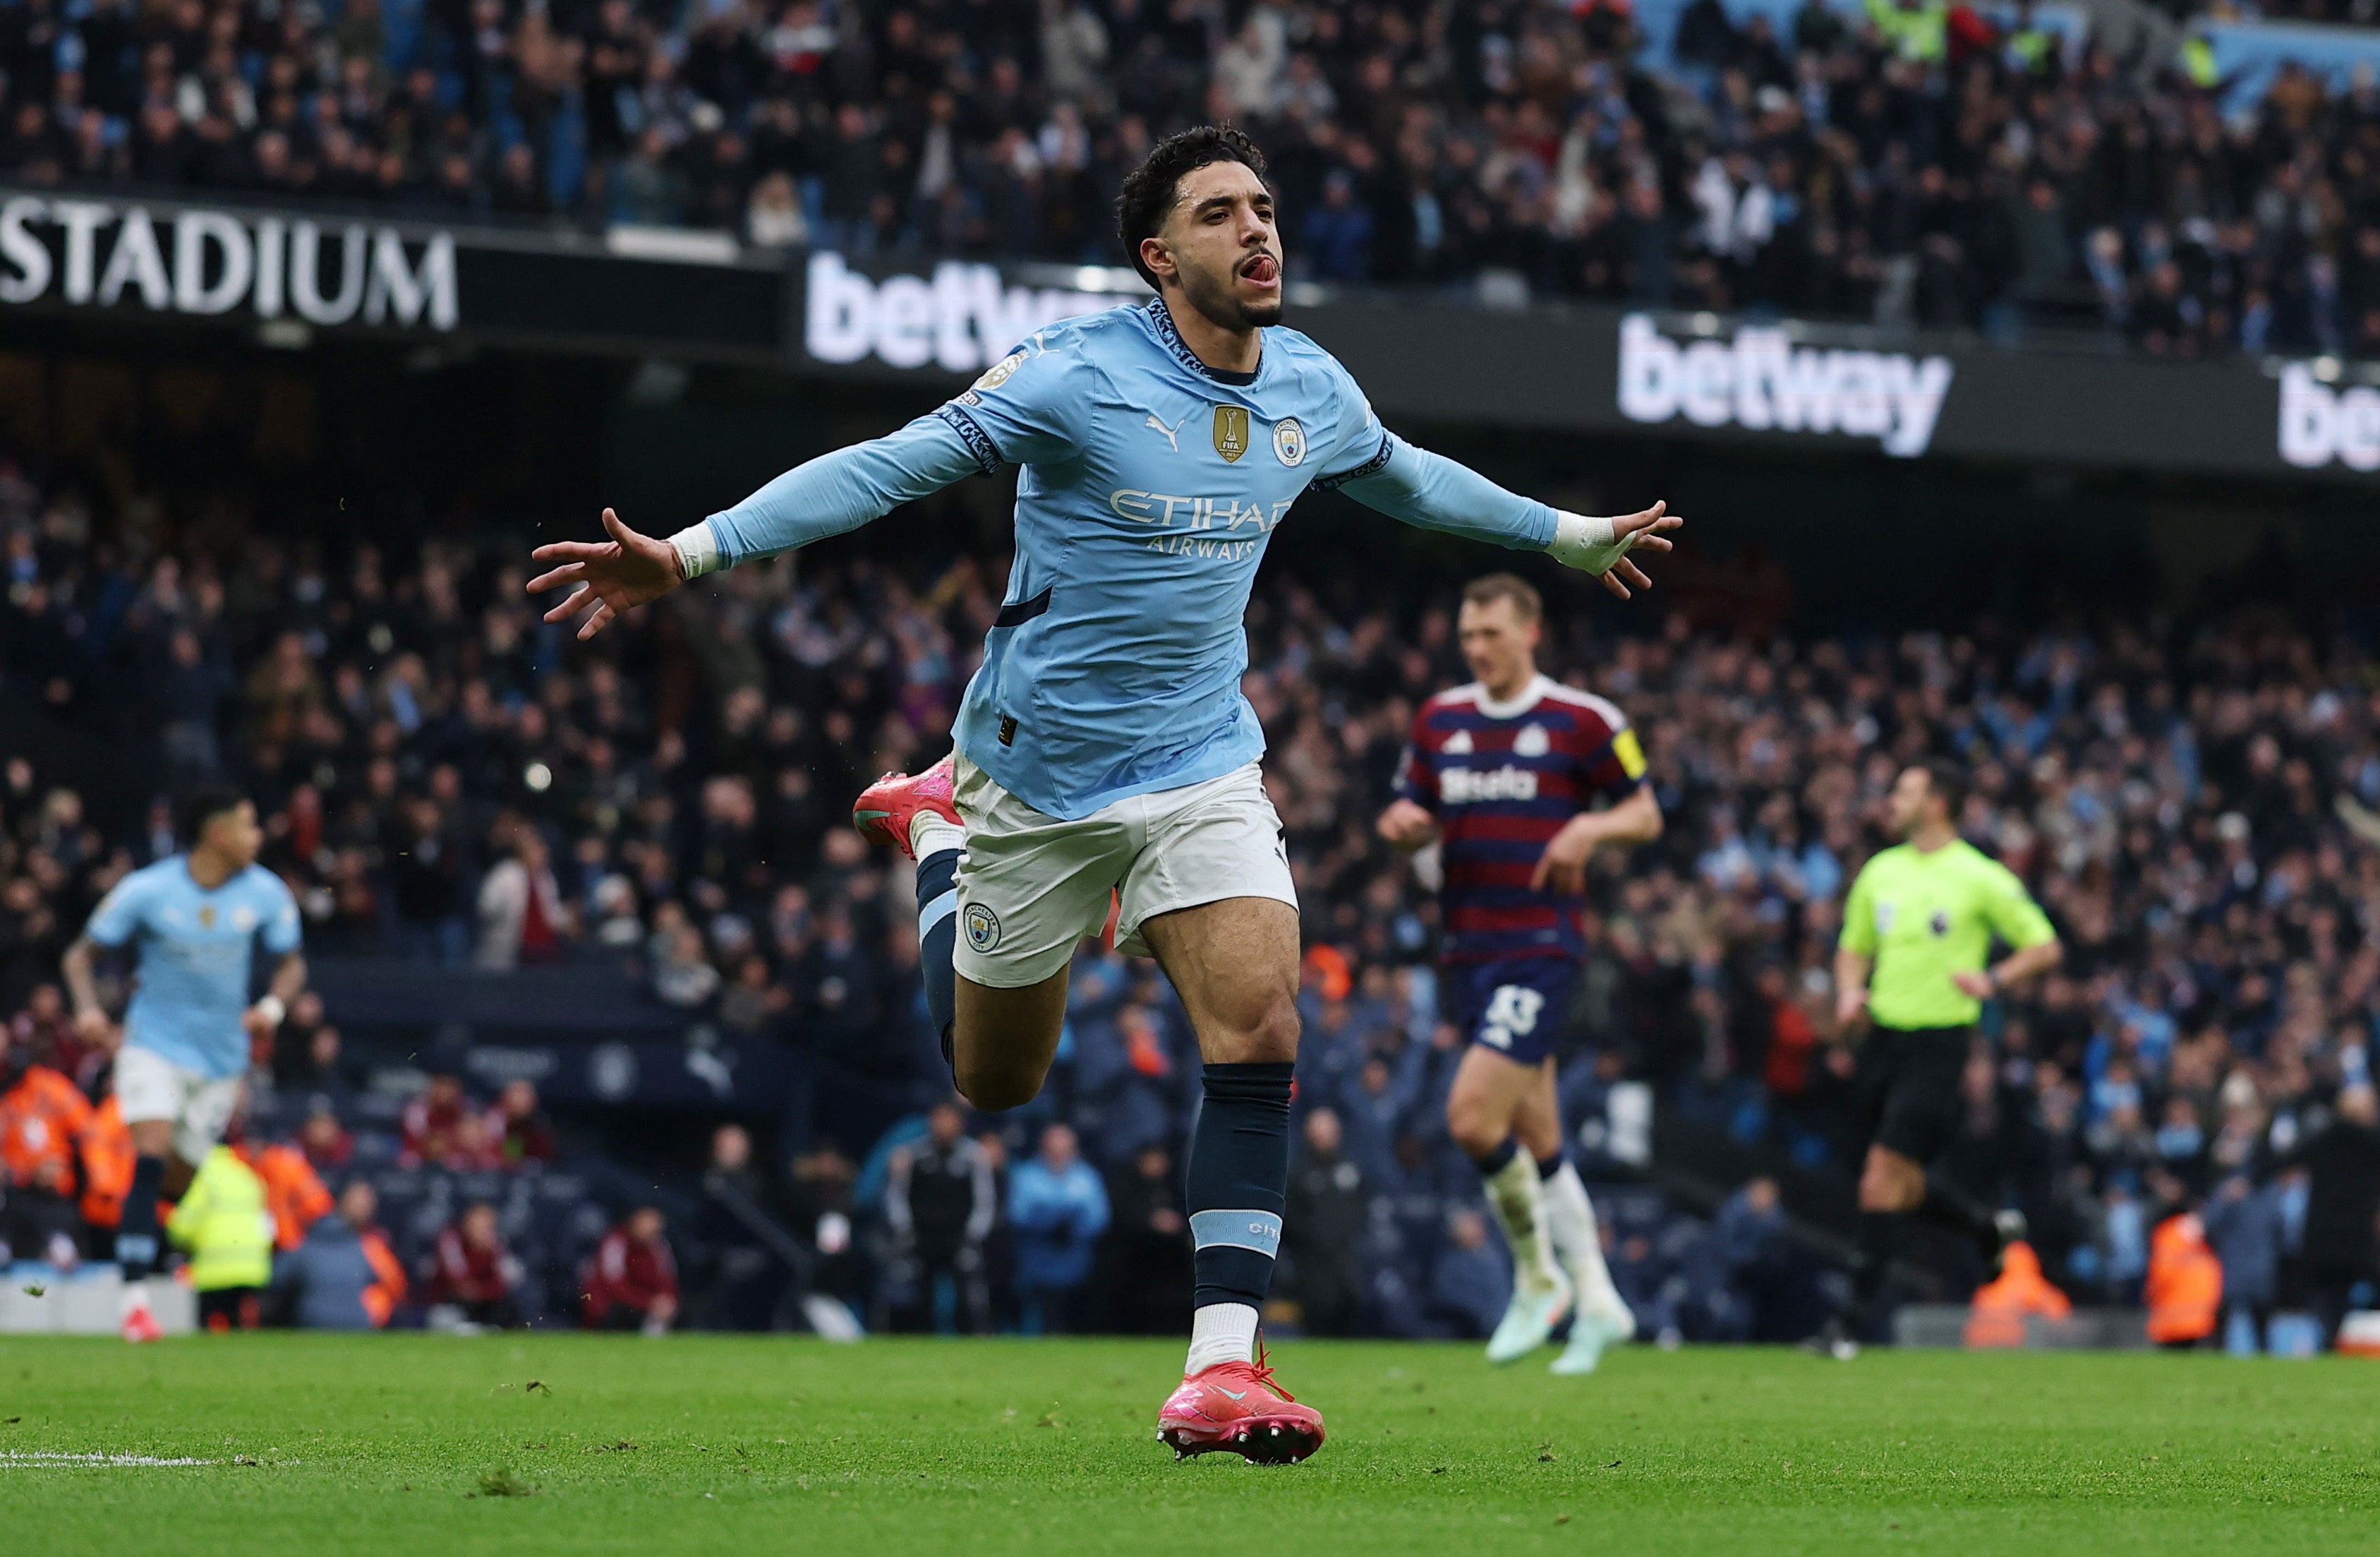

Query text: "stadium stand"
[7, 0, 2380, 353]
[1, 426, 2374, 1339]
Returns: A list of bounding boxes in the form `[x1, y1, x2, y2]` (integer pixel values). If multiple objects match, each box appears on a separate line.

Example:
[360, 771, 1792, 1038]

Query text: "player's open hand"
[526, 507, 684, 641]
[1595, 503, 1684, 601]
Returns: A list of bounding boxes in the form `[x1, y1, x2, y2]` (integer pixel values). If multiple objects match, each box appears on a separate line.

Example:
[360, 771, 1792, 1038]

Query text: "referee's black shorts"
[1853, 1023, 1974, 1165]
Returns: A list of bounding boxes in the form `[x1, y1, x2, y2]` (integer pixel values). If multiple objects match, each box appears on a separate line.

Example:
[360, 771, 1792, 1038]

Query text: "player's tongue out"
[1240, 253, 1279, 285]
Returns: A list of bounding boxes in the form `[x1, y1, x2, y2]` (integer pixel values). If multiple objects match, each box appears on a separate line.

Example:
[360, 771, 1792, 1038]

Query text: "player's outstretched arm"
[1326, 433, 1681, 600]
[528, 414, 990, 640]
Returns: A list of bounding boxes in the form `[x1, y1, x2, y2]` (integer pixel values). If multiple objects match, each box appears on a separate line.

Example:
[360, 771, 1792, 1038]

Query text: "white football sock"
[910, 812, 964, 858]
[1544, 1160, 1626, 1315]
[1184, 1302, 1259, 1375]
[1481, 1146, 1564, 1294]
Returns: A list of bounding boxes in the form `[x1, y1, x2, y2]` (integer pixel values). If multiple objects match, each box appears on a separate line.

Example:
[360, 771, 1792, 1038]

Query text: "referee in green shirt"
[1816, 760, 2062, 1358]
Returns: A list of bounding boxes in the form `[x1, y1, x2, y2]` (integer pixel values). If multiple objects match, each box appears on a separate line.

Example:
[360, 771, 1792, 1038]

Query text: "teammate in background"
[1813, 761, 2060, 1359]
[524, 124, 1681, 1462]
[1377, 574, 1656, 1373]
[60, 788, 306, 1342]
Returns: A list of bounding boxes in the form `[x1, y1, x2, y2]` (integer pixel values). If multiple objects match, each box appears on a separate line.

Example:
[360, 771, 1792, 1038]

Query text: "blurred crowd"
[3, 436, 2379, 1345]
[6, 0, 2380, 352]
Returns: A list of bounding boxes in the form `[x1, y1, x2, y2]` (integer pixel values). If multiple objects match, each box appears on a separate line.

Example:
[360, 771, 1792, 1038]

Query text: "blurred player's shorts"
[949, 755, 1295, 988]
[114, 1044, 242, 1163]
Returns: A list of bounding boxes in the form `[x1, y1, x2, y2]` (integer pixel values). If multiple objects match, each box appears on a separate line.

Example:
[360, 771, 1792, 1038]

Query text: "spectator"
[2203, 1172, 2288, 1352]
[2279, 1085, 2380, 1346]
[1006, 1123, 1111, 1335]
[426, 1202, 525, 1329]
[1282, 1107, 1369, 1336]
[689, 1122, 800, 1331]
[234, 1130, 334, 1253]
[584, 1206, 680, 1335]
[277, 1180, 408, 1330]
[1964, 1241, 2072, 1347]
[168, 1145, 274, 1333]
[0, 1035, 92, 1267]
[485, 1078, 558, 1166]
[475, 826, 574, 970]
[399, 1074, 471, 1165]
[1099, 1145, 1191, 1334]
[2144, 1212, 2223, 1351]
[884, 1102, 996, 1335]
[1427, 1208, 1511, 1340]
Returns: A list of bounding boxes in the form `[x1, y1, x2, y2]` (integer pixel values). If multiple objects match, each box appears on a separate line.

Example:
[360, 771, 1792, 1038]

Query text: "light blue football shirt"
[708, 298, 1557, 821]
[83, 858, 303, 1078]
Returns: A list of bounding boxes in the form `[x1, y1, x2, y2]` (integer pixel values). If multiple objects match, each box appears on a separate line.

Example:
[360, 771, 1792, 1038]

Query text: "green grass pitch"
[1, 1333, 2372, 1555]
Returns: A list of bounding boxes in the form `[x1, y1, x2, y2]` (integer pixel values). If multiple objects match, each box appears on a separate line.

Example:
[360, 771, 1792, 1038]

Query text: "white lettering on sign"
[1617, 313, 1953, 457]
[2277, 363, 2380, 471]
[805, 251, 1120, 373]
[0, 196, 457, 330]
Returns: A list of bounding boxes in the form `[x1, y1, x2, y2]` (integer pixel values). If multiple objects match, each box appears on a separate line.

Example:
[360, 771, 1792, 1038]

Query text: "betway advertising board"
[1, 197, 2365, 483]
[791, 253, 2366, 481]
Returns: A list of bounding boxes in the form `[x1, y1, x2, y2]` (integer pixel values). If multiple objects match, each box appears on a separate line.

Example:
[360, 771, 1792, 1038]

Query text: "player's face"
[1456, 597, 1540, 691]
[202, 801, 264, 870]
[1887, 767, 1940, 838]
[1150, 160, 1283, 331]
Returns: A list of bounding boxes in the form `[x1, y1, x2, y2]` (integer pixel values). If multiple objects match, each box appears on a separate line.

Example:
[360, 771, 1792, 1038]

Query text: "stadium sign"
[0, 194, 457, 330]
[2276, 361, 2380, 471]
[1614, 313, 1954, 457]
[802, 251, 1126, 374]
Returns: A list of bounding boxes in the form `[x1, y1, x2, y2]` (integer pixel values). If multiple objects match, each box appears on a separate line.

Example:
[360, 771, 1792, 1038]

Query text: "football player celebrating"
[528, 126, 1681, 1459]
[1379, 574, 1655, 1373]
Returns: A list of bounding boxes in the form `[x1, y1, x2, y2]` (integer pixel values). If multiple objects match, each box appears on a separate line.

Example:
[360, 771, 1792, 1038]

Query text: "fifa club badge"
[1272, 417, 1306, 467]
[1213, 404, 1250, 463]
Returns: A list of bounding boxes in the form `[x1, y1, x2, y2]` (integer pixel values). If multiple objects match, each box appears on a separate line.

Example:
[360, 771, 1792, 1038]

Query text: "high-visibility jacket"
[1866, 0, 1948, 61]
[167, 1147, 274, 1292]
[80, 1095, 135, 1228]
[236, 1141, 334, 1252]
[2145, 1213, 2223, 1345]
[0, 1065, 94, 1194]
[1964, 1241, 2072, 1347]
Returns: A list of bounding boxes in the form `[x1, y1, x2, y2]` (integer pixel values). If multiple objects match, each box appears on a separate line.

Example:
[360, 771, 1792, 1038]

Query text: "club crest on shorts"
[964, 903, 1002, 951]
[1213, 404, 1250, 463]
[1271, 416, 1306, 467]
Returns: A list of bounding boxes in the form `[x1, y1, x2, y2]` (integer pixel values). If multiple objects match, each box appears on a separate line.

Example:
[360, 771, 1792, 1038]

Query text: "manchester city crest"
[1272, 417, 1306, 467]
[964, 902, 1002, 951]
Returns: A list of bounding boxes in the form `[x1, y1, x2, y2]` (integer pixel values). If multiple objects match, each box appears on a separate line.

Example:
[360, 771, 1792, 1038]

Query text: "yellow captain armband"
[1612, 726, 1648, 781]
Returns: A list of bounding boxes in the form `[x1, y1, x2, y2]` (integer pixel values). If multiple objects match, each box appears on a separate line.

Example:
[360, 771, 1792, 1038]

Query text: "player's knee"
[1444, 1100, 1502, 1159]
[1204, 994, 1299, 1065]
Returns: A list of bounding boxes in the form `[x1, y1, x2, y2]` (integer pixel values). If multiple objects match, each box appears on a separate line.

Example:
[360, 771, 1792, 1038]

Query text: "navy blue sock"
[1468, 1136, 1520, 1175]
[116, 1155, 165, 1281]
[1535, 1150, 1565, 1182]
[1185, 1062, 1294, 1309]
[915, 848, 960, 1070]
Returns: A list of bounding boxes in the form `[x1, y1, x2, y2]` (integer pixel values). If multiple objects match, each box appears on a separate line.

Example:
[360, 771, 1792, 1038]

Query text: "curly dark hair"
[1114, 124, 1271, 291]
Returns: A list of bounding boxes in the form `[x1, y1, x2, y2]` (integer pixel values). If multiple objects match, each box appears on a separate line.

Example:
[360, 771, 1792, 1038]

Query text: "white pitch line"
[0, 1451, 217, 1467]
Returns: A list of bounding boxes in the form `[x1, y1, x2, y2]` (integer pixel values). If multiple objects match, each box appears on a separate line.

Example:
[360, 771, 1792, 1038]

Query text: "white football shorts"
[113, 1043, 243, 1165]
[949, 755, 1298, 989]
